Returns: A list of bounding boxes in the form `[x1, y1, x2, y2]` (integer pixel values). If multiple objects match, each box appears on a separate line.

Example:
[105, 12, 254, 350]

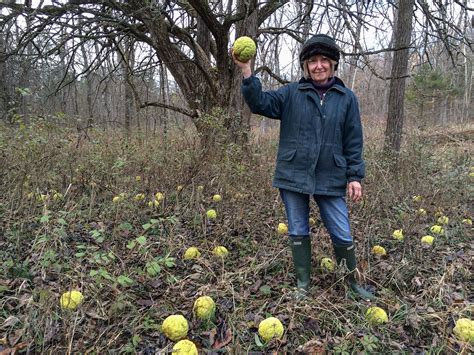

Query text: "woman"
[234, 34, 374, 300]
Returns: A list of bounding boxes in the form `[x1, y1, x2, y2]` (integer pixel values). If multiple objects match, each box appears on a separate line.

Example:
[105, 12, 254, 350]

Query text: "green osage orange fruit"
[233, 36, 256, 62]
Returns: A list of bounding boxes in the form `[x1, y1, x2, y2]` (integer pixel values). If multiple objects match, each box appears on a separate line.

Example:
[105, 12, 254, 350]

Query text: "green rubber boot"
[289, 236, 312, 298]
[333, 244, 375, 301]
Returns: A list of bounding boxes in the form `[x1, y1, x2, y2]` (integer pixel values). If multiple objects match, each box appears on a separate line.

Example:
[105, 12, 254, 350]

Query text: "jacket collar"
[297, 76, 346, 94]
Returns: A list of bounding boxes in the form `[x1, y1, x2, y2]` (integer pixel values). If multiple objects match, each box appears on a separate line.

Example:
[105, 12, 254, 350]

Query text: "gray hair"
[302, 58, 338, 80]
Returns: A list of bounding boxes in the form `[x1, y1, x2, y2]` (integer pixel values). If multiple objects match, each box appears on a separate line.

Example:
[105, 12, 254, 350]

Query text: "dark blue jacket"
[242, 75, 365, 196]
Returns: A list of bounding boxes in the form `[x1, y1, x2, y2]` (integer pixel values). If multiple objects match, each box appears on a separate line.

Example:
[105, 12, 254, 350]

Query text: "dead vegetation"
[0, 118, 472, 354]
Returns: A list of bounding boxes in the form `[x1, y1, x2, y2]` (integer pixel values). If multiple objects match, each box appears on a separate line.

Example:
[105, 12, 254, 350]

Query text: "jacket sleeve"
[343, 93, 365, 182]
[241, 75, 288, 119]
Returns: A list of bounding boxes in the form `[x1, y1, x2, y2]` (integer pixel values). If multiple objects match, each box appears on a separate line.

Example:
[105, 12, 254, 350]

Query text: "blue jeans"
[279, 188, 353, 246]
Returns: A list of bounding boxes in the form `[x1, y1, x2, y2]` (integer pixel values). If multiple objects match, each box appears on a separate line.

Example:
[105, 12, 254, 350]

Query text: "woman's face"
[307, 55, 334, 84]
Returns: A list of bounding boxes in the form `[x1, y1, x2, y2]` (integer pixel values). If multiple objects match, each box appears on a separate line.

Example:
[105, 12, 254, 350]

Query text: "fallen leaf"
[85, 311, 108, 320]
[1, 316, 20, 330]
[207, 328, 217, 346]
[0, 341, 29, 355]
[212, 328, 232, 349]
[303, 318, 321, 335]
[18, 294, 32, 308]
[8, 328, 24, 347]
[296, 339, 326, 354]
[136, 299, 155, 307]
[250, 279, 262, 293]
[149, 279, 164, 289]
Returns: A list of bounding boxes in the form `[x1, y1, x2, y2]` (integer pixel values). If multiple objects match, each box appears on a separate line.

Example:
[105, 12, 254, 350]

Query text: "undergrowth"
[0, 117, 472, 353]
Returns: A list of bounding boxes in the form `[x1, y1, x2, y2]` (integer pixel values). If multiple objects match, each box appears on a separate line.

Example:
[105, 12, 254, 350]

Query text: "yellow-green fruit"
[233, 36, 257, 62]
[392, 229, 404, 240]
[134, 193, 145, 201]
[162, 315, 188, 341]
[421, 235, 434, 245]
[366, 306, 388, 325]
[53, 192, 63, 201]
[412, 195, 422, 202]
[320, 257, 334, 272]
[212, 194, 222, 202]
[213, 246, 229, 258]
[60, 290, 84, 310]
[258, 317, 284, 342]
[193, 296, 216, 321]
[372, 245, 386, 256]
[135, 176, 142, 182]
[177, 185, 183, 192]
[309, 217, 317, 226]
[172, 339, 198, 355]
[155, 192, 164, 201]
[197, 185, 204, 192]
[417, 208, 427, 215]
[453, 318, 474, 343]
[437, 215, 449, 225]
[430, 225, 444, 235]
[277, 223, 288, 235]
[462, 218, 472, 225]
[206, 209, 217, 219]
[184, 247, 201, 260]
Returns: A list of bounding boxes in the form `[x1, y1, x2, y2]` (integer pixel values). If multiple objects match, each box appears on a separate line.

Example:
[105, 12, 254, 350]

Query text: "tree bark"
[0, 33, 9, 120]
[16, 0, 33, 116]
[159, 62, 169, 143]
[225, 0, 259, 146]
[384, 0, 415, 154]
[122, 37, 135, 133]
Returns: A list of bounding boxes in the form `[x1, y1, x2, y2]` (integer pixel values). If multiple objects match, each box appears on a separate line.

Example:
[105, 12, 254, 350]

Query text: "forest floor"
[0, 119, 473, 354]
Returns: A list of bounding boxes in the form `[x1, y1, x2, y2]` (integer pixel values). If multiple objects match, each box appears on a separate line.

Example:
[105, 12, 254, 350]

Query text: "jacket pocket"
[275, 148, 297, 183]
[333, 153, 347, 168]
[277, 148, 297, 161]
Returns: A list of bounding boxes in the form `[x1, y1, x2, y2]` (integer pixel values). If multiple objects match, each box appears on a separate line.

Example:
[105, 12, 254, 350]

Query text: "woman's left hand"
[348, 181, 363, 202]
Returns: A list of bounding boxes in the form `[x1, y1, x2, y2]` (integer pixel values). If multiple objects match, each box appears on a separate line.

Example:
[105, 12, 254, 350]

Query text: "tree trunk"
[122, 37, 136, 133]
[159, 62, 169, 144]
[79, 39, 94, 121]
[224, 0, 258, 146]
[0, 33, 9, 120]
[384, 0, 415, 154]
[16, 0, 33, 116]
[417, 101, 425, 130]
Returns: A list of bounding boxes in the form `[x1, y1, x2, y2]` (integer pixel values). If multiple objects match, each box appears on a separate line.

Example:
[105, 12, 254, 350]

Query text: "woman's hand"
[232, 50, 252, 78]
[348, 181, 363, 203]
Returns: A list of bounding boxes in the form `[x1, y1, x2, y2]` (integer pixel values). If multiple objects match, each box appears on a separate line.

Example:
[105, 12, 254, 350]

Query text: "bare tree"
[384, 0, 416, 154]
[1, 0, 289, 146]
[0, 32, 8, 120]
[1, 0, 471, 151]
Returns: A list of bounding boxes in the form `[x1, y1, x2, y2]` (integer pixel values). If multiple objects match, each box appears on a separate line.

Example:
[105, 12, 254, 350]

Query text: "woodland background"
[0, 0, 472, 150]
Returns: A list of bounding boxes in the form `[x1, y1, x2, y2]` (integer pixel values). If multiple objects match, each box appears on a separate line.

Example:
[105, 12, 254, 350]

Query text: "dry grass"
[0, 117, 472, 354]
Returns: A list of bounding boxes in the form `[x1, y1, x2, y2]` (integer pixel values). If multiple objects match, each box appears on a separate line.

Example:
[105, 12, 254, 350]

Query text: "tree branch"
[187, 0, 224, 39]
[140, 101, 198, 118]
[254, 65, 290, 84]
[258, 0, 289, 26]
